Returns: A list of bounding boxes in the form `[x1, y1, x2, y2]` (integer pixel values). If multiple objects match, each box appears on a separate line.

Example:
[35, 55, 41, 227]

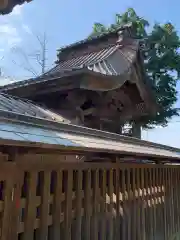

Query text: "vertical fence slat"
[171, 168, 176, 235]
[141, 167, 146, 240]
[84, 169, 91, 240]
[24, 172, 38, 240]
[40, 171, 51, 240]
[166, 167, 170, 238]
[64, 169, 73, 240]
[10, 172, 24, 240]
[132, 168, 137, 240]
[136, 168, 141, 240]
[127, 168, 131, 240]
[149, 168, 154, 240]
[92, 169, 99, 240]
[152, 167, 157, 238]
[158, 167, 163, 239]
[177, 168, 180, 232]
[108, 168, 114, 240]
[1, 178, 14, 240]
[174, 168, 178, 235]
[52, 170, 62, 240]
[121, 168, 126, 240]
[116, 168, 120, 240]
[169, 168, 173, 237]
[75, 170, 83, 240]
[163, 167, 167, 240]
[144, 167, 149, 240]
[100, 169, 106, 240]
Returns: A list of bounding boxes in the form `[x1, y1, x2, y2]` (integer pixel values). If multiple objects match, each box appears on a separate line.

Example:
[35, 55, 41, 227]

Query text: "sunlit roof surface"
[0, 93, 69, 123]
[0, 121, 79, 147]
[0, 121, 180, 160]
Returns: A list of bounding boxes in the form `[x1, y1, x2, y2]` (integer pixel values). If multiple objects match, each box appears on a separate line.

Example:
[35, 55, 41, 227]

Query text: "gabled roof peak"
[58, 23, 133, 53]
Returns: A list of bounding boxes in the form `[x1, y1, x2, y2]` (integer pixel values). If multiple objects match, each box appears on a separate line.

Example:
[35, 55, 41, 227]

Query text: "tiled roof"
[0, 93, 69, 123]
[1, 40, 139, 91]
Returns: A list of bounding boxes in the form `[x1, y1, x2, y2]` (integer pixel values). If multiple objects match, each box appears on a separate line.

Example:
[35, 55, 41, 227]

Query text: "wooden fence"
[0, 154, 179, 239]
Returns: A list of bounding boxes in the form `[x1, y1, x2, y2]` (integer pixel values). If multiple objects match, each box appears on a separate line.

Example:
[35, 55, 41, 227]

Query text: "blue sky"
[0, 0, 180, 147]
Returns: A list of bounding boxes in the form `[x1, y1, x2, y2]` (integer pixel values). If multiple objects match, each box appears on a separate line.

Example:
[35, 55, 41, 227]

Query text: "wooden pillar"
[131, 122, 141, 139]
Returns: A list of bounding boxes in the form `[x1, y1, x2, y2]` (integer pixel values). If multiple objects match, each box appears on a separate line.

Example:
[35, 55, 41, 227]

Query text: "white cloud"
[22, 24, 32, 34]
[0, 5, 24, 49]
[0, 24, 22, 47]
[10, 5, 23, 16]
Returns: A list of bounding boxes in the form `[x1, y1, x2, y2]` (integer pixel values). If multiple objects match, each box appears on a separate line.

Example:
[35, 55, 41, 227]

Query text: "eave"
[0, 114, 180, 161]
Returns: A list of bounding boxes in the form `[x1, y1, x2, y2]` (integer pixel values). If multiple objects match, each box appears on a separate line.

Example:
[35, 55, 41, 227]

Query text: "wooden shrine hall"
[1, 24, 157, 137]
[1, 5, 180, 240]
[0, 24, 180, 240]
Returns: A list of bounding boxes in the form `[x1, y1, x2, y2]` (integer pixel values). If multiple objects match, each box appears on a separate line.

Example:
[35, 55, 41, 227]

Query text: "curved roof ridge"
[58, 23, 133, 52]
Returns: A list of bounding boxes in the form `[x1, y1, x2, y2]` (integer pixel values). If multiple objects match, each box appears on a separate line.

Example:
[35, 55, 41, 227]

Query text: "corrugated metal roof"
[0, 120, 180, 161]
[0, 121, 78, 146]
[46, 44, 120, 75]
[47, 42, 137, 76]
[0, 93, 69, 123]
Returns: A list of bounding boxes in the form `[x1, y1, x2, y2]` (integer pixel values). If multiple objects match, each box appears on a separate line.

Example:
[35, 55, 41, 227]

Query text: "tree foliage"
[90, 8, 180, 128]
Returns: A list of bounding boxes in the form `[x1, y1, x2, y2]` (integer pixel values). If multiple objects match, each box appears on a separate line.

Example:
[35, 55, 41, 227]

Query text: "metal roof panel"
[0, 120, 180, 160]
[0, 93, 69, 123]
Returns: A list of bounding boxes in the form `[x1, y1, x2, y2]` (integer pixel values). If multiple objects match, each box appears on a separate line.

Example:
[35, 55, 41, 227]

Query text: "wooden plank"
[108, 169, 114, 240]
[170, 168, 175, 235]
[75, 170, 83, 240]
[64, 169, 73, 240]
[127, 168, 131, 240]
[100, 170, 106, 240]
[152, 167, 157, 238]
[92, 169, 99, 240]
[7, 168, 23, 240]
[39, 171, 51, 240]
[52, 170, 62, 240]
[177, 169, 180, 232]
[132, 168, 137, 240]
[157, 167, 163, 239]
[136, 168, 141, 240]
[22, 172, 38, 240]
[1, 178, 14, 240]
[149, 168, 154, 240]
[163, 168, 167, 240]
[140, 167, 146, 240]
[122, 169, 126, 240]
[173, 168, 178, 234]
[144, 167, 149, 239]
[166, 167, 170, 239]
[168, 168, 173, 237]
[84, 169, 91, 240]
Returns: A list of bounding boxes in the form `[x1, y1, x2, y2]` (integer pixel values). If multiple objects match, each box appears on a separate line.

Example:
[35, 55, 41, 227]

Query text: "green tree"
[90, 8, 180, 130]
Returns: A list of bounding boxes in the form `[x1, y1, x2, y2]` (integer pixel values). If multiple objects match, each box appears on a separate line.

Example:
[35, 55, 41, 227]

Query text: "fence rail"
[0, 154, 179, 239]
